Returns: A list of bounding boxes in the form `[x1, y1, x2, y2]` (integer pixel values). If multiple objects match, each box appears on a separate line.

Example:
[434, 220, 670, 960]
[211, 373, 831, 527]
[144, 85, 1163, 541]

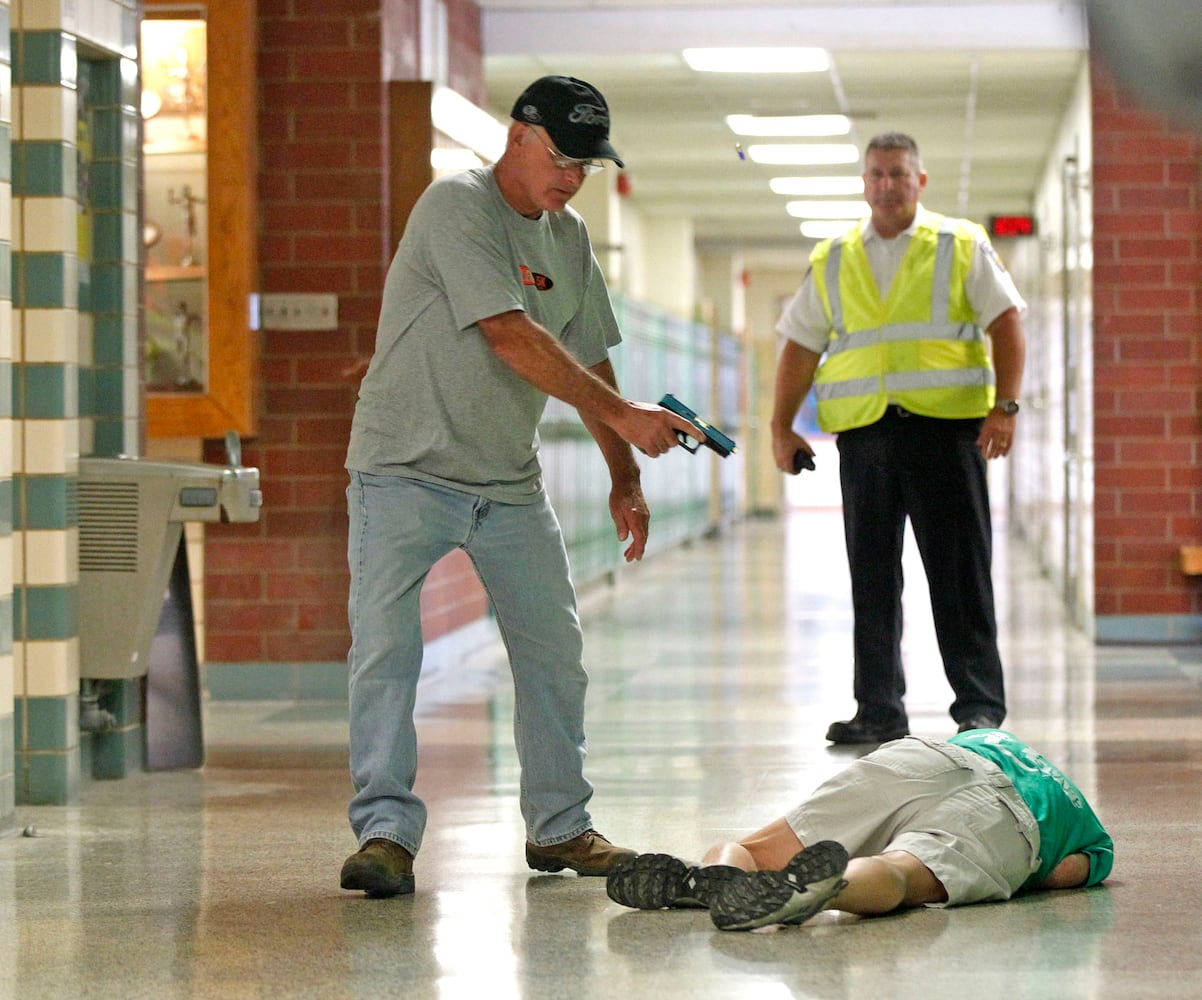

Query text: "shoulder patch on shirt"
[520, 265, 554, 291]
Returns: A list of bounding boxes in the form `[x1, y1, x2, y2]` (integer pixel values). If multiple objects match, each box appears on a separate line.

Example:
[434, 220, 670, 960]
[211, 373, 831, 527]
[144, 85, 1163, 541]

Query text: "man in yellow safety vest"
[771, 132, 1027, 745]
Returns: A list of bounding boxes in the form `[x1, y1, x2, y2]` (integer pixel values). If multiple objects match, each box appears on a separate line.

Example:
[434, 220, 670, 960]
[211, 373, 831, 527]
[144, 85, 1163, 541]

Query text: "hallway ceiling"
[480, 1, 1088, 269]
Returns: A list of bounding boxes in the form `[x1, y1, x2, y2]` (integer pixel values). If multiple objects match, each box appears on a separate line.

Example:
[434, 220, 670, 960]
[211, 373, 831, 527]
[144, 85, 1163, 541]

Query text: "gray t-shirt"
[346, 166, 621, 503]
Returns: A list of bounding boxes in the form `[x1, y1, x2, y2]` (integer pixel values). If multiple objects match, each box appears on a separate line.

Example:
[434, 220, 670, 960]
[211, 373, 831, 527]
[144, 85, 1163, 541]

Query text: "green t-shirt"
[950, 730, 1114, 890]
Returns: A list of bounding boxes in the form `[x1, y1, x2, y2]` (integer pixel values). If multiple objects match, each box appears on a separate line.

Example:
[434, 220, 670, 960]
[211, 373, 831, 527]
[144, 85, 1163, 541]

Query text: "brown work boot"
[340, 838, 415, 898]
[525, 829, 637, 876]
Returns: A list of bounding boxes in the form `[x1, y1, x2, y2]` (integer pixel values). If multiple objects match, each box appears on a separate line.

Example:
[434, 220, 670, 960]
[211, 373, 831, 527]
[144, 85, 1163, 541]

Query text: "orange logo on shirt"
[520, 265, 554, 291]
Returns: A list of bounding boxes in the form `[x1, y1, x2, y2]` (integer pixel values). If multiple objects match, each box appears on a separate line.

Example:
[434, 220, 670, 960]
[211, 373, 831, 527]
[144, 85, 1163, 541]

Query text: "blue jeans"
[346, 471, 594, 855]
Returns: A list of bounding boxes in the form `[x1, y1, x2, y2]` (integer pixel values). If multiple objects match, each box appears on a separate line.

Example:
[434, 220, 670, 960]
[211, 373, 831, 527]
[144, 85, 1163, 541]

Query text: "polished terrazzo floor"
[3, 507, 1201, 999]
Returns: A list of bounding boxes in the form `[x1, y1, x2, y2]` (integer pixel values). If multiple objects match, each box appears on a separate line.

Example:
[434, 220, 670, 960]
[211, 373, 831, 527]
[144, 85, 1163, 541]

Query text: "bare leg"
[834, 851, 948, 914]
[701, 819, 948, 916]
[702, 818, 803, 871]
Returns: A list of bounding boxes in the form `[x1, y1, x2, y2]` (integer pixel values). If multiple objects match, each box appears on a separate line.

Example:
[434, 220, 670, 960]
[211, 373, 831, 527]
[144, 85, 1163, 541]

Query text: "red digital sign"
[989, 214, 1037, 238]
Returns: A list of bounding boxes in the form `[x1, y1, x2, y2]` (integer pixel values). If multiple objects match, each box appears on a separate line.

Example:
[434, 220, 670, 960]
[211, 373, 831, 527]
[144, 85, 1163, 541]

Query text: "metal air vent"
[78, 481, 139, 573]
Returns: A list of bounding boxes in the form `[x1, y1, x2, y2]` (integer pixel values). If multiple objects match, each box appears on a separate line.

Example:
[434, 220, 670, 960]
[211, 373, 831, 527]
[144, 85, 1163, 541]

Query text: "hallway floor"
[4, 509, 1201, 999]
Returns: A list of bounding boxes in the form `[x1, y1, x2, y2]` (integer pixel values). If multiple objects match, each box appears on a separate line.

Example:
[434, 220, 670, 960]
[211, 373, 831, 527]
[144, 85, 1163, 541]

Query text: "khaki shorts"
[785, 736, 1041, 905]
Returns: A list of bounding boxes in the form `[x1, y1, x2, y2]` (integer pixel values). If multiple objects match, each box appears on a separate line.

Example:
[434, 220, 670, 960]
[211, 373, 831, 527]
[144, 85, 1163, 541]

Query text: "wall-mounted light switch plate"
[258, 293, 339, 331]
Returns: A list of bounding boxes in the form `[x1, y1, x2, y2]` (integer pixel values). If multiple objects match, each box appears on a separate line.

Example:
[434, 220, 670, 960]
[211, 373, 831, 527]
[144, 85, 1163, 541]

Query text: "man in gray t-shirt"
[347, 162, 622, 502]
[340, 76, 700, 899]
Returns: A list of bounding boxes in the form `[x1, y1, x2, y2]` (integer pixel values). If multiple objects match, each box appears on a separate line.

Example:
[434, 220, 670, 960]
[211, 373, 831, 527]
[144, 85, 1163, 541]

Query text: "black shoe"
[340, 838, 415, 898]
[957, 714, 1004, 733]
[606, 853, 742, 910]
[709, 841, 850, 931]
[825, 717, 909, 745]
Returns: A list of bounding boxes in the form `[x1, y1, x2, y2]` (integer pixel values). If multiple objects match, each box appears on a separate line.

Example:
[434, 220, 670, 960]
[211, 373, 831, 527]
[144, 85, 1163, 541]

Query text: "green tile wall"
[0, 243, 11, 299]
[16, 693, 78, 751]
[14, 252, 73, 309]
[0, 712, 13, 836]
[21, 745, 80, 804]
[92, 417, 124, 456]
[0, 475, 12, 532]
[11, 23, 143, 804]
[15, 141, 73, 196]
[0, 359, 10, 422]
[13, 31, 77, 87]
[13, 584, 78, 642]
[0, 594, 11, 656]
[2, 0, 13, 831]
[14, 474, 76, 530]
[92, 313, 126, 365]
[82, 57, 137, 443]
[16, 362, 77, 419]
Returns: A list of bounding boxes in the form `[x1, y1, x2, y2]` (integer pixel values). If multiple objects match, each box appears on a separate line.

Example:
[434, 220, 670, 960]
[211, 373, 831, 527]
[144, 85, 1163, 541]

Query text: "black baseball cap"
[510, 76, 624, 168]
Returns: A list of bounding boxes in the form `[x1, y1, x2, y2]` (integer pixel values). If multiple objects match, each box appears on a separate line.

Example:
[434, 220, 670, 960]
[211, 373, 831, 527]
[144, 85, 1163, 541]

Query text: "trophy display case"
[142, 1, 257, 438]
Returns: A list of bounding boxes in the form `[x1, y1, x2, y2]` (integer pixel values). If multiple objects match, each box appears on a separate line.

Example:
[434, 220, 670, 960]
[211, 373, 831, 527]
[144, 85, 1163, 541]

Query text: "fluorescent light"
[683, 47, 829, 74]
[746, 143, 859, 165]
[726, 114, 850, 137]
[431, 147, 484, 172]
[801, 220, 861, 239]
[770, 176, 864, 196]
[786, 200, 870, 219]
[431, 87, 507, 162]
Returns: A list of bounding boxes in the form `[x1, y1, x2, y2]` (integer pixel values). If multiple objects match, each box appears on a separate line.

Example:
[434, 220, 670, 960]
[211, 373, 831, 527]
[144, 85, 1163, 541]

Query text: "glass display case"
[142, 17, 208, 392]
[142, 1, 257, 438]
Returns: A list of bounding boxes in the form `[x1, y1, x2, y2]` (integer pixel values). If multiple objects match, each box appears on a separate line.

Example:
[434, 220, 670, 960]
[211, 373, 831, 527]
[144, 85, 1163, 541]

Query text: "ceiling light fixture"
[786, 200, 870, 219]
[770, 176, 864, 196]
[746, 143, 859, 165]
[682, 47, 830, 74]
[726, 114, 850, 137]
[800, 220, 862, 239]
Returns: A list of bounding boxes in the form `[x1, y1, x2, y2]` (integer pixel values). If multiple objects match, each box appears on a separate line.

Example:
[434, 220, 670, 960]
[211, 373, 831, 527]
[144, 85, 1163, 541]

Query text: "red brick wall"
[1091, 61, 1202, 618]
[204, 0, 489, 663]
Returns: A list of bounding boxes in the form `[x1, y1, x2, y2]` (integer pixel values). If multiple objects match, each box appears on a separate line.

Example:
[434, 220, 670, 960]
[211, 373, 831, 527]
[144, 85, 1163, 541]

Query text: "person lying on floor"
[607, 729, 1113, 931]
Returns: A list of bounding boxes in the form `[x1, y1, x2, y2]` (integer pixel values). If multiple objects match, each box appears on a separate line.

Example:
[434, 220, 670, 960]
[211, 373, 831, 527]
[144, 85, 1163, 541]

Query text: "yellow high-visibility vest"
[811, 211, 996, 433]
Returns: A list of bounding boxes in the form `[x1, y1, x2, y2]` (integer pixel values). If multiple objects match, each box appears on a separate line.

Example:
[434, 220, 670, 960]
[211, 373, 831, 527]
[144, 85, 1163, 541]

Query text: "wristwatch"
[994, 399, 1020, 415]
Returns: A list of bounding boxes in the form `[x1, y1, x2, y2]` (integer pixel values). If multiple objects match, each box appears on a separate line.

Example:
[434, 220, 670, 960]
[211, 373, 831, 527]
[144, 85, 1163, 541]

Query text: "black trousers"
[836, 406, 1006, 726]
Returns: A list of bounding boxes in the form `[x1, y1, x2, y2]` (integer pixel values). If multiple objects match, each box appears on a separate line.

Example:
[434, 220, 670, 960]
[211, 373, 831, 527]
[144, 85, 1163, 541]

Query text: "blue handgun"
[659, 394, 738, 458]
